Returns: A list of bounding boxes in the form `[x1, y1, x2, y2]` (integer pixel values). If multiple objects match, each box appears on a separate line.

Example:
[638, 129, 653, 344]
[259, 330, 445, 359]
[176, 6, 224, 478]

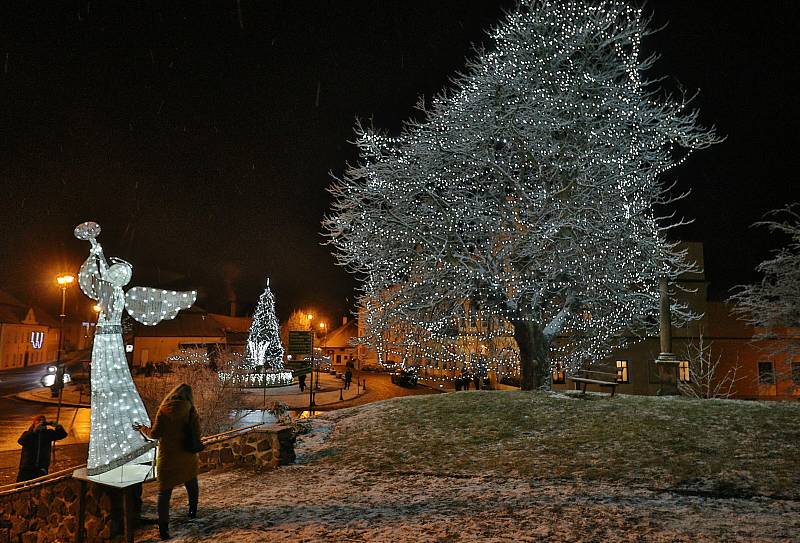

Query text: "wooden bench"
[569, 368, 619, 397]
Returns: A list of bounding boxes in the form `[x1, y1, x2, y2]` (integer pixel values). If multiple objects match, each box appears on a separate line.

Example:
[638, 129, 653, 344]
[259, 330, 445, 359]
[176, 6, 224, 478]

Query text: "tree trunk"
[511, 319, 549, 390]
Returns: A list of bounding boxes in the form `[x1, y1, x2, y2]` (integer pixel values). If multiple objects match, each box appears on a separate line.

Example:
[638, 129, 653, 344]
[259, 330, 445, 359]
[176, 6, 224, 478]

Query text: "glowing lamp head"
[307, 314, 313, 321]
[57, 274, 75, 286]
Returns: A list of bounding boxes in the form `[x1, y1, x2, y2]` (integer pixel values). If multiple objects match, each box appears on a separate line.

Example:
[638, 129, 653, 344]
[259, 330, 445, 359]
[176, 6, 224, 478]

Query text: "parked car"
[390, 368, 418, 387]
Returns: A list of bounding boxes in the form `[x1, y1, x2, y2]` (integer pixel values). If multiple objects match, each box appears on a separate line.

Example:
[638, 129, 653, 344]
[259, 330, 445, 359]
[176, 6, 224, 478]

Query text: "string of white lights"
[324, 1, 720, 388]
[75, 221, 197, 476]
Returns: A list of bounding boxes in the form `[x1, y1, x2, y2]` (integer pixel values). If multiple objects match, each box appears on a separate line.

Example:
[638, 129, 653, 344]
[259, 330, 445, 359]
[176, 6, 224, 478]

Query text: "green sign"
[287, 331, 313, 356]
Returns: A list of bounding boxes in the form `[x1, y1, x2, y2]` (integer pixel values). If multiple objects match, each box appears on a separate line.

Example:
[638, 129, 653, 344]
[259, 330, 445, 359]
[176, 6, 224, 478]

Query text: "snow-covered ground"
[136, 400, 800, 542]
[139, 465, 799, 542]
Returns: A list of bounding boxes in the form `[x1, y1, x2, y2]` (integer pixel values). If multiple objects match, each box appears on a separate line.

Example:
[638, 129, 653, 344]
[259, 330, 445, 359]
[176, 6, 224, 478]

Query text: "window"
[678, 360, 690, 383]
[551, 365, 565, 384]
[616, 360, 629, 383]
[757, 361, 775, 385]
[791, 362, 800, 385]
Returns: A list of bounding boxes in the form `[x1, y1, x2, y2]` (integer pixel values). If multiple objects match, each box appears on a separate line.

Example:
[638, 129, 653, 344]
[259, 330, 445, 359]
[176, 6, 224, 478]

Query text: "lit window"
[678, 360, 690, 383]
[757, 361, 775, 385]
[616, 360, 629, 383]
[551, 365, 565, 384]
[792, 363, 800, 385]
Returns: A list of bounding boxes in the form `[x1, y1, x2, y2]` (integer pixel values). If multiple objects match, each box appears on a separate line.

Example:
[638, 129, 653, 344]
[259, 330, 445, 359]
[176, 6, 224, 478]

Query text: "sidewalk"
[238, 371, 367, 411]
[15, 373, 366, 412]
[15, 383, 90, 408]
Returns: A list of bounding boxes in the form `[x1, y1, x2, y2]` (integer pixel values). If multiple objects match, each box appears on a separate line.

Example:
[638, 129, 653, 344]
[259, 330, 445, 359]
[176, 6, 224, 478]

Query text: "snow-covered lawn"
[138, 392, 800, 542]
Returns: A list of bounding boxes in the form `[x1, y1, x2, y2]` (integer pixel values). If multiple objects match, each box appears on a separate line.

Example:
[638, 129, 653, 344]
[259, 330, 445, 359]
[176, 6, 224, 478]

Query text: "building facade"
[0, 290, 60, 370]
[357, 243, 800, 400]
[131, 310, 252, 367]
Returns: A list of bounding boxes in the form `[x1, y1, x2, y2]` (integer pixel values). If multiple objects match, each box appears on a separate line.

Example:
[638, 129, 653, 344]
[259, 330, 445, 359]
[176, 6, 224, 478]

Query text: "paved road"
[0, 367, 439, 484]
[0, 365, 91, 451]
[327, 370, 441, 410]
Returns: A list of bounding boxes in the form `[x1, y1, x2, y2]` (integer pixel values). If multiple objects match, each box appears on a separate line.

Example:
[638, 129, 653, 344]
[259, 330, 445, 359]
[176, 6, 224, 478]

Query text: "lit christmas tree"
[325, 1, 720, 390]
[246, 278, 284, 371]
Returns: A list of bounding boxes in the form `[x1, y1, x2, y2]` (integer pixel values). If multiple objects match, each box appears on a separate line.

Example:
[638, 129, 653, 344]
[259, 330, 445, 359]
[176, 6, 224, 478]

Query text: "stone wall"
[198, 425, 295, 473]
[0, 424, 294, 543]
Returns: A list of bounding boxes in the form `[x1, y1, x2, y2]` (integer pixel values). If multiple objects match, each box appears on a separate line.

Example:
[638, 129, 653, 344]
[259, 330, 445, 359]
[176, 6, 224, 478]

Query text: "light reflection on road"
[0, 401, 91, 451]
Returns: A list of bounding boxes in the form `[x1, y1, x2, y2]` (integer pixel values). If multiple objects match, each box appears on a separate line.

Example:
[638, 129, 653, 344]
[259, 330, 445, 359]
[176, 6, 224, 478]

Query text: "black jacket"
[18, 424, 68, 473]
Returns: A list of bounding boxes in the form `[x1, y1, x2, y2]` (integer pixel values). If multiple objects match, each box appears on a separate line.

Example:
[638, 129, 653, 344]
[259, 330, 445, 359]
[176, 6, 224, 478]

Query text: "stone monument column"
[655, 278, 679, 394]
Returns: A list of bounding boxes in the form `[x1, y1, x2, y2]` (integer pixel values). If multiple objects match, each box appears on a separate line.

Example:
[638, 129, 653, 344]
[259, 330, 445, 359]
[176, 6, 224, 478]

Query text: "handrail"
[0, 464, 87, 496]
[0, 425, 269, 496]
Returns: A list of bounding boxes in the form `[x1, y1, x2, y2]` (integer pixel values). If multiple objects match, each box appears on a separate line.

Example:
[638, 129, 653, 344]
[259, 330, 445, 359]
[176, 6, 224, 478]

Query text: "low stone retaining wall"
[199, 426, 295, 472]
[0, 424, 294, 543]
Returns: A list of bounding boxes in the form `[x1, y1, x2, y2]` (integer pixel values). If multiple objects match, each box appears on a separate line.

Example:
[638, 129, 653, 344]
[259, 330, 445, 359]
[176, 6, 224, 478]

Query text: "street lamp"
[315, 322, 327, 389]
[53, 273, 74, 442]
[306, 313, 314, 410]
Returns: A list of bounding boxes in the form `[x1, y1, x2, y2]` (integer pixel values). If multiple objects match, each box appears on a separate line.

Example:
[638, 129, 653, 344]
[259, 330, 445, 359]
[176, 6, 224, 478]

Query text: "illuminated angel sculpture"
[75, 222, 197, 476]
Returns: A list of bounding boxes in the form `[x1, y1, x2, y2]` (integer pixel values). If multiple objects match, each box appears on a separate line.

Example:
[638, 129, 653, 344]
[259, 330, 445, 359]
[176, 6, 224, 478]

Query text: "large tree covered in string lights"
[325, 1, 720, 390]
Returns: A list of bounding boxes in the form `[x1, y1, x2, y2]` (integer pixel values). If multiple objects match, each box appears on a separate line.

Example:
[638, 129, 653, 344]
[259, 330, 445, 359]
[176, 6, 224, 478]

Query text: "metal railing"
[0, 425, 267, 496]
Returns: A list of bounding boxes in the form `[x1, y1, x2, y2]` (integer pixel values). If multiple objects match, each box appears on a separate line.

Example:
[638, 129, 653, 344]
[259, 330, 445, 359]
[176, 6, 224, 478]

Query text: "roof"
[321, 319, 358, 349]
[133, 310, 253, 339]
[134, 309, 226, 338]
[0, 289, 59, 326]
[208, 313, 253, 333]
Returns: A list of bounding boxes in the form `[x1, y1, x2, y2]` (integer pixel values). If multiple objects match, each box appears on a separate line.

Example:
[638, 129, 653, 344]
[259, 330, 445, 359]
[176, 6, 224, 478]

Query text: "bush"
[136, 350, 245, 436]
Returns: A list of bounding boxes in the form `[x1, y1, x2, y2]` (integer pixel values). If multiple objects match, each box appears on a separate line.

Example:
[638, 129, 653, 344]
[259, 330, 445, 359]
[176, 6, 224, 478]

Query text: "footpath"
[15, 383, 90, 408]
[14, 371, 366, 411]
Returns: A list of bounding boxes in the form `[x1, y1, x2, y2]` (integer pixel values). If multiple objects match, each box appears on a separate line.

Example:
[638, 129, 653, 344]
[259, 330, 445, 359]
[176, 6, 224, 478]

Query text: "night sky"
[1, 1, 798, 323]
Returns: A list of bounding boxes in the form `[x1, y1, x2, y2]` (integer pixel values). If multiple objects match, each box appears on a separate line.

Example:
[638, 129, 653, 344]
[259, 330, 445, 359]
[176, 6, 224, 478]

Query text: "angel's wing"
[124, 287, 197, 326]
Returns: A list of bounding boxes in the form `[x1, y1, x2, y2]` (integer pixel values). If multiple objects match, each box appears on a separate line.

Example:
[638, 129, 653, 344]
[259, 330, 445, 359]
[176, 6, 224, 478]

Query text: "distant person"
[473, 375, 481, 391]
[16, 415, 67, 482]
[145, 361, 155, 377]
[134, 383, 201, 541]
[299, 373, 307, 392]
[344, 368, 352, 390]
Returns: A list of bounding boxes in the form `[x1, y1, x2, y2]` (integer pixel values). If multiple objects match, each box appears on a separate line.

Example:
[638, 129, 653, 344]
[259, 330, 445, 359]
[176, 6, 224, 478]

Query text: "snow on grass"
[137, 391, 800, 542]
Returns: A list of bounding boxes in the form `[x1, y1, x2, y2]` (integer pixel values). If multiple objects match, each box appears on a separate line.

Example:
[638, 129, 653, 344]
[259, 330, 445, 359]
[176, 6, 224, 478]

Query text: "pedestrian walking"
[133, 383, 201, 541]
[344, 368, 352, 390]
[16, 415, 67, 482]
[299, 373, 307, 392]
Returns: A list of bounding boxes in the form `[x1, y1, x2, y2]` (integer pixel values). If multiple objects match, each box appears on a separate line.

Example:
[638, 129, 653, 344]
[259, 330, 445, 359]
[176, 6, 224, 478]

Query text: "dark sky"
[1, 1, 798, 323]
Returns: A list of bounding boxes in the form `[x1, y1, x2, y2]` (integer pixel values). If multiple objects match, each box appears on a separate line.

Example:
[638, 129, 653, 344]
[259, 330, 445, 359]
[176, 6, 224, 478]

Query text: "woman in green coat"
[134, 383, 201, 541]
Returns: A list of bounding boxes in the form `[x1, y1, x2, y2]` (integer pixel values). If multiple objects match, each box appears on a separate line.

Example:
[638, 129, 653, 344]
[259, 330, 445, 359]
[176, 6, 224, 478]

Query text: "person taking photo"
[16, 415, 67, 482]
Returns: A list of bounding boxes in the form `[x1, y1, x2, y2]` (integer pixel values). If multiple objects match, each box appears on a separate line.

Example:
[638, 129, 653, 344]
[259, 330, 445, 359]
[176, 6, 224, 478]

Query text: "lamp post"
[54, 273, 75, 423]
[307, 313, 314, 411]
[317, 322, 326, 390]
